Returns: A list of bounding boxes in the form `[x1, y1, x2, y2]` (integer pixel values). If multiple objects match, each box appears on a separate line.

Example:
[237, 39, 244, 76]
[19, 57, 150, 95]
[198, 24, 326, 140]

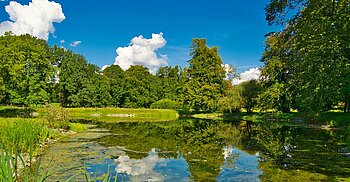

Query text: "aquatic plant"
[0, 119, 50, 154]
[0, 143, 51, 182]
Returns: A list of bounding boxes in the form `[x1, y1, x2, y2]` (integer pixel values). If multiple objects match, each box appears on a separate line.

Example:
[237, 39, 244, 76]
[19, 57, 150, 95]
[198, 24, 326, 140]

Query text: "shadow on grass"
[0, 108, 35, 118]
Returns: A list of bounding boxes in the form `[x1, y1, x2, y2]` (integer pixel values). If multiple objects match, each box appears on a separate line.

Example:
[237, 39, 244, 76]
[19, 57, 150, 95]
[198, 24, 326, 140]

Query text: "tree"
[264, 0, 350, 112]
[56, 48, 112, 107]
[57, 49, 89, 107]
[123, 65, 157, 108]
[103, 65, 125, 107]
[0, 78, 4, 104]
[240, 80, 261, 113]
[259, 31, 293, 112]
[0, 33, 55, 106]
[184, 39, 226, 112]
[156, 66, 180, 101]
[217, 80, 244, 113]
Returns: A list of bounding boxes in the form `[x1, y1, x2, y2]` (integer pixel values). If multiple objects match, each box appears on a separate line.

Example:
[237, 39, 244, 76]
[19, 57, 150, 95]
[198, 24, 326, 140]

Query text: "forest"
[0, 0, 349, 114]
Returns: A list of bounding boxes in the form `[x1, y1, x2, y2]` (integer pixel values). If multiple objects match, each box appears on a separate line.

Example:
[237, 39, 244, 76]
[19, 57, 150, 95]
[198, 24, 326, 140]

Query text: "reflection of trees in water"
[254, 123, 350, 180]
[96, 119, 250, 181]
[253, 124, 294, 164]
[95, 119, 350, 180]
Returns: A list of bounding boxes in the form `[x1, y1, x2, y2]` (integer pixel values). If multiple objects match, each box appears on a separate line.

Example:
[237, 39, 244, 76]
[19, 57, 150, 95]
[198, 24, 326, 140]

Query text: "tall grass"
[0, 119, 52, 154]
[0, 143, 52, 182]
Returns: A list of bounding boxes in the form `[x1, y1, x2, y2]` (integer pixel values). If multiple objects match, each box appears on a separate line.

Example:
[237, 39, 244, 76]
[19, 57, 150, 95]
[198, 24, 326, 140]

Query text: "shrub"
[43, 105, 70, 129]
[150, 99, 182, 110]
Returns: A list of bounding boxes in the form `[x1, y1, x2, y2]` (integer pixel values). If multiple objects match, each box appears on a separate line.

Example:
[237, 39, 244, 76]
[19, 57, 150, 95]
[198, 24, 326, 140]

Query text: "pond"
[40, 119, 350, 181]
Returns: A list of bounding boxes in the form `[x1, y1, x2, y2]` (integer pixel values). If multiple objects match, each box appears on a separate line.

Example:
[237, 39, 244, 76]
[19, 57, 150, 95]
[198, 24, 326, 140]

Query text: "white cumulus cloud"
[70, 40, 81, 47]
[0, 0, 65, 40]
[60, 39, 65, 44]
[114, 32, 168, 73]
[115, 149, 165, 181]
[233, 68, 261, 85]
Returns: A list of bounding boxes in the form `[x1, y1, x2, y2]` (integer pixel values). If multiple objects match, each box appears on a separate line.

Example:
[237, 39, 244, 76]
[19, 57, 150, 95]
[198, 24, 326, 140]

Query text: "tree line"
[0, 33, 247, 112]
[0, 0, 349, 113]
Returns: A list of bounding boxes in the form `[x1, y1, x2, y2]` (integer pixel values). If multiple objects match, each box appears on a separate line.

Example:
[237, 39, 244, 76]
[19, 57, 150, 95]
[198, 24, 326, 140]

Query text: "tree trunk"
[345, 95, 349, 113]
[347, 95, 350, 113]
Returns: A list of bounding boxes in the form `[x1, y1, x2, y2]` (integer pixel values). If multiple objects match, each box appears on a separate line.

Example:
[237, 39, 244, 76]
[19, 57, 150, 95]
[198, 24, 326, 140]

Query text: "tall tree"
[103, 65, 125, 107]
[264, 0, 350, 112]
[123, 65, 157, 108]
[259, 31, 293, 112]
[240, 80, 261, 113]
[69, 64, 111, 107]
[184, 38, 226, 112]
[0, 78, 4, 104]
[156, 66, 180, 101]
[0, 33, 55, 106]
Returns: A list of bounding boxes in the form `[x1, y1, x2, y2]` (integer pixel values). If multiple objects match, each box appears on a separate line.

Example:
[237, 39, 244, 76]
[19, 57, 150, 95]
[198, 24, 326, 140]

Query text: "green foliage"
[57, 49, 112, 108]
[156, 66, 181, 101]
[259, 31, 292, 112]
[150, 99, 183, 109]
[43, 105, 70, 129]
[0, 78, 4, 104]
[122, 65, 158, 108]
[217, 81, 244, 113]
[103, 65, 125, 107]
[258, 83, 287, 112]
[0, 144, 51, 182]
[0, 119, 49, 153]
[265, 0, 305, 25]
[240, 80, 261, 113]
[183, 38, 226, 112]
[262, 0, 350, 112]
[0, 33, 56, 106]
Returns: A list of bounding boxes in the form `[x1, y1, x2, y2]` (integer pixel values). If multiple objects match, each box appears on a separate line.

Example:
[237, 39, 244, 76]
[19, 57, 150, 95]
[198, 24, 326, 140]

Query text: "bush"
[43, 105, 70, 129]
[150, 99, 182, 110]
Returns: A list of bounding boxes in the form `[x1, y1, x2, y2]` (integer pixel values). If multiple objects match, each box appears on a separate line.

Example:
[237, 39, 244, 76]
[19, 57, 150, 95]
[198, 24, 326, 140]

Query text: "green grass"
[191, 111, 350, 127]
[68, 122, 88, 132]
[37, 107, 179, 122]
[0, 106, 179, 122]
[0, 118, 54, 154]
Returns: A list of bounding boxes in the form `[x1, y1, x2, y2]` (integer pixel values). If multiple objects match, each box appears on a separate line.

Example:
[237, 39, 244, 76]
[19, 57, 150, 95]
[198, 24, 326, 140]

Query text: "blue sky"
[0, 0, 280, 73]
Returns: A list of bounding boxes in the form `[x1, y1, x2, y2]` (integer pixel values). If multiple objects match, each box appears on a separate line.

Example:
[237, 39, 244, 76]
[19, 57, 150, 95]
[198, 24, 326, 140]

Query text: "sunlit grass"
[37, 107, 179, 122]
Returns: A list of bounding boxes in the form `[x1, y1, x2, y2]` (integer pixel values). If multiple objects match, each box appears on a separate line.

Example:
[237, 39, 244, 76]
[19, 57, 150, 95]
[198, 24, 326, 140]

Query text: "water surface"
[41, 119, 350, 181]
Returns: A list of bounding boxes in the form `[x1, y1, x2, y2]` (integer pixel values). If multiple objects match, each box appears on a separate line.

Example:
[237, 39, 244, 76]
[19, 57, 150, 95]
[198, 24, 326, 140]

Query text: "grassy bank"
[62, 107, 179, 122]
[0, 106, 179, 122]
[191, 112, 350, 127]
[0, 106, 90, 181]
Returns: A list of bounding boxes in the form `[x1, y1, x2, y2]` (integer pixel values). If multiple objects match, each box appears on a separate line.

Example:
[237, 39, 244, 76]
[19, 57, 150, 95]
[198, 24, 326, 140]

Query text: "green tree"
[56, 48, 112, 107]
[57, 49, 89, 107]
[0, 33, 55, 106]
[156, 66, 180, 101]
[259, 32, 292, 112]
[217, 80, 244, 113]
[103, 65, 125, 107]
[240, 80, 261, 113]
[0, 78, 4, 103]
[184, 39, 226, 112]
[264, 0, 350, 112]
[123, 65, 157, 108]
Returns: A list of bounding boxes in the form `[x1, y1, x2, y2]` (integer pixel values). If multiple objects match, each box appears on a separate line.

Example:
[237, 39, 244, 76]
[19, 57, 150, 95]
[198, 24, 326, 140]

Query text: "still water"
[41, 119, 350, 181]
